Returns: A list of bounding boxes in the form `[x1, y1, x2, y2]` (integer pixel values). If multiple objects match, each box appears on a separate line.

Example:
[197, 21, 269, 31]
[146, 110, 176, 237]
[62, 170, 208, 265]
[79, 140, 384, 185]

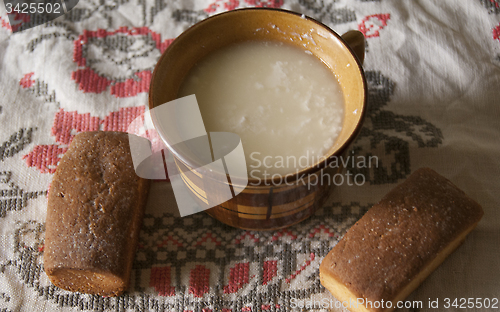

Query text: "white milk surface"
[178, 41, 344, 179]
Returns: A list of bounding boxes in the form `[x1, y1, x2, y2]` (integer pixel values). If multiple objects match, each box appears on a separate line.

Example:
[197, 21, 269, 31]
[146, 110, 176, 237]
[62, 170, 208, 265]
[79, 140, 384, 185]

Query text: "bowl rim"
[148, 7, 367, 187]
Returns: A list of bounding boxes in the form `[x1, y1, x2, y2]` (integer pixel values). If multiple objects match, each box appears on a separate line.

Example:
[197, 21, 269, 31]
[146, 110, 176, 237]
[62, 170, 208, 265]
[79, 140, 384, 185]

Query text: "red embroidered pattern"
[148, 252, 304, 296]
[19, 73, 35, 88]
[223, 262, 249, 293]
[23, 145, 67, 174]
[195, 232, 222, 247]
[261, 304, 280, 310]
[101, 106, 145, 132]
[204, 0, 282, 13]
[308, 224, 335, 238]
[244, 0, 283, 8]
[271, 229, 297, 241]
[0, 16, 12, 31]
[204, 0, 240, 13]
[71, 68, 111, 93]
[234, 231, 259, 244]
[358, 14, 391, 38]
[285, 253, 315, 283]
[109, 70, 152, 98]
[72, 27, 174, 97]
[51, 109, 100, 145]
[24, 106, 165, 176]
[189, 265, 210, 297]
[262, 260, 277, 285]
[493, 23, 500, 41]
[156, 236, 183, 248]
[4, 12, 30, 32]
[150, 266, 176, 296]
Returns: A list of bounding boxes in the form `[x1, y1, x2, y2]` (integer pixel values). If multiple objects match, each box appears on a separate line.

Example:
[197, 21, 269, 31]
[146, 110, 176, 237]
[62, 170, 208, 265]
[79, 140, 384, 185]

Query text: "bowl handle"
[341, 30, 365, 65]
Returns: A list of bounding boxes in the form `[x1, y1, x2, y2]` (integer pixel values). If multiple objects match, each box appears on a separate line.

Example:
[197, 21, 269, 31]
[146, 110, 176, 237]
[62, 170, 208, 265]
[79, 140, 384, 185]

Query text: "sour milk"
[178, 41, 344, 179]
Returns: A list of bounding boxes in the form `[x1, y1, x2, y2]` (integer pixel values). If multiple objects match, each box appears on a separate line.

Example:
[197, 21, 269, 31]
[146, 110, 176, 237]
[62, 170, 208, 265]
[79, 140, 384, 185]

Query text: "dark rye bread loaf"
[319, 168, 483, 312]
[44, 131, 150, 297]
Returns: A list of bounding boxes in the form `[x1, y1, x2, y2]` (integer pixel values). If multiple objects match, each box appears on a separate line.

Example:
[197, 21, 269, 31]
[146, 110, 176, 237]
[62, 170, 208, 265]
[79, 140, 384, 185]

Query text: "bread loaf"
[319, 168, 483, 312]
[44, 131, 150, 297]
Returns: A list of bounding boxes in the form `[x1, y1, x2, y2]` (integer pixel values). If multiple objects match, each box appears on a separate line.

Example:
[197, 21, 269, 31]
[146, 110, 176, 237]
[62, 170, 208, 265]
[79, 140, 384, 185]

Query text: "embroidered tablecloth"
[1, 0, 499, 311]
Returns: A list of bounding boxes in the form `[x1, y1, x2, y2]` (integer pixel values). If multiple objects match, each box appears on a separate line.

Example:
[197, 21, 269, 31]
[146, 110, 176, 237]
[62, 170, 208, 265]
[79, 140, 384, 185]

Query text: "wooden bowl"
[149, 8, 367, 230]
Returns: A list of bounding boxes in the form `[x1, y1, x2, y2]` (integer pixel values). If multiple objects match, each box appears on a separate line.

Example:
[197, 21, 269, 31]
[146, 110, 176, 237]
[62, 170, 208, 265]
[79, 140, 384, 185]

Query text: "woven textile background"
[1, 0, 499, 311]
